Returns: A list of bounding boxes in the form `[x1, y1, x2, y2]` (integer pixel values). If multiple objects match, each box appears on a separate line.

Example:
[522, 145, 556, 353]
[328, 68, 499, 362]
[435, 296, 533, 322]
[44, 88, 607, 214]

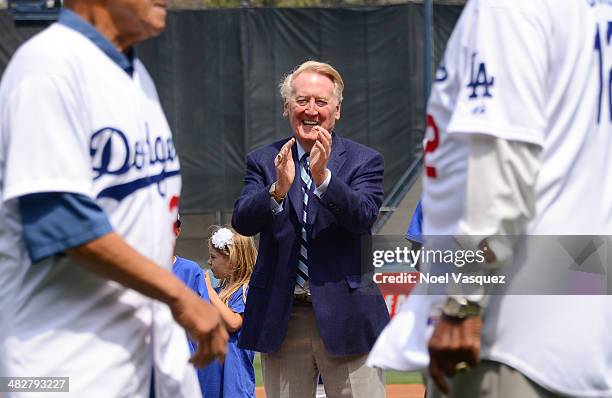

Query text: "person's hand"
[204, 270, 215, 297]
[309, 126, 332, 186]
[170, 287, 228, 367]
[274, 138, 296, 196]
[428, 315, 483, 395]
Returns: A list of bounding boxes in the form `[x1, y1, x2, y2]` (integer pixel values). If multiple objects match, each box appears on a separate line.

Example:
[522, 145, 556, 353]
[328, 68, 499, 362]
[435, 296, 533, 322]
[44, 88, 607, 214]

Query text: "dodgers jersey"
[423, 0, 612, 396]
[0, 23, 198, 397]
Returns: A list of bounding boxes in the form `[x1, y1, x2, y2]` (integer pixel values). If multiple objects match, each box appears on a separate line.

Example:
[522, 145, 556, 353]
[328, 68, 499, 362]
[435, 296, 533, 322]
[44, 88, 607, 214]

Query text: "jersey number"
[595, 21, 612, 124]
[424, 114, 439, 178]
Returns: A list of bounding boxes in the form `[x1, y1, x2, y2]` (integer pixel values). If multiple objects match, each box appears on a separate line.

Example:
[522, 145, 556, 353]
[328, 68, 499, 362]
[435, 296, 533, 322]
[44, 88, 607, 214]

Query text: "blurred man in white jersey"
[422, 0, 612, 397]
[0, 1, 227, 397]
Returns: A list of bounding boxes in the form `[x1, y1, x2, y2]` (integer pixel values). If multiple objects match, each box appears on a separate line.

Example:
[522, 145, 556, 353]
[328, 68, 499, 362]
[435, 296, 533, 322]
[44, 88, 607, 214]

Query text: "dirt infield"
[256, 384, 426, 397]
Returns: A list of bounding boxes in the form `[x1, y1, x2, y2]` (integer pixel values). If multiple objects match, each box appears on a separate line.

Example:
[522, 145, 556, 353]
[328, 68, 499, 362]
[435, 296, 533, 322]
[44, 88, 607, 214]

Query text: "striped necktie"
[296, 154, 312, 288]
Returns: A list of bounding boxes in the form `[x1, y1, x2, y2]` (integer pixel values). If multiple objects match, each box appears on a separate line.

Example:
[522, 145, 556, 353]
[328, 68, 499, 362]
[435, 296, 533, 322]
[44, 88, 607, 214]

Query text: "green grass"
[254, 353, 263, 387]
[385, 370, 423, 384]
[254, 353, 422, 387]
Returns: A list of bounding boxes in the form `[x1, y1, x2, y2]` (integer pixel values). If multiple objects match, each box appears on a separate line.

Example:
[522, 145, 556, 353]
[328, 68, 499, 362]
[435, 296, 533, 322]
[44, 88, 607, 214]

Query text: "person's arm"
[428, 136, 540, 393]
[66, 233, 228, 366]
[313, 169, 331, 197]
[233, 139, 295, 236]
[17, 192, 228, 367]
[457, 136, 539, 249]
[316, 151, 384, 234]
[204, 271, 243, 333]
[451, 135, 541, 300]
[307, 127, 383, 234]
[232, 154, 274, 236]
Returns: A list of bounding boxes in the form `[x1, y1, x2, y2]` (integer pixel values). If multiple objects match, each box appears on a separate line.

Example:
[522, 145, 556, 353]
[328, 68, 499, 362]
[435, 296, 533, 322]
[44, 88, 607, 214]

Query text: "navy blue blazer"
[232, 133, 389, 356]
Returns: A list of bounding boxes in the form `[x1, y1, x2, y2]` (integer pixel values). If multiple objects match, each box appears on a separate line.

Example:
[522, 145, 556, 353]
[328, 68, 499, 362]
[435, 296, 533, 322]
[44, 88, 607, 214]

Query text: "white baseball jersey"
[0, 24, 199, 397]
[423, 0, 612, 396]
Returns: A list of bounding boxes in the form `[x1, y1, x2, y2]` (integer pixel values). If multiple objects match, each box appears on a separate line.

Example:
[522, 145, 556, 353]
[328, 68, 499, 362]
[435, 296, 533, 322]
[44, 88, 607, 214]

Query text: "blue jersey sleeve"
[18, 192, 113, 263]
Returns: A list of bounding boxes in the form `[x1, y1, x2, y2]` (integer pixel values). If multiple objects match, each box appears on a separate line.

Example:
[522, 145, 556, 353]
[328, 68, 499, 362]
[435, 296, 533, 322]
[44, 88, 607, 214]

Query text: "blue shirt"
[172, 257, 220, 398]
[205, 286, 255, 398]
[173, 256, 210, 303]
[406, 200, 423, 244]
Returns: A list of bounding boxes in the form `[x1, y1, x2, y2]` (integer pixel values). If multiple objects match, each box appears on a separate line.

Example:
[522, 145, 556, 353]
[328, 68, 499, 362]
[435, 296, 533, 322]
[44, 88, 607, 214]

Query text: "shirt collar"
[296, 140, 307, 161]
[295, 131, 336, 161]
[58, 9, 135, 77]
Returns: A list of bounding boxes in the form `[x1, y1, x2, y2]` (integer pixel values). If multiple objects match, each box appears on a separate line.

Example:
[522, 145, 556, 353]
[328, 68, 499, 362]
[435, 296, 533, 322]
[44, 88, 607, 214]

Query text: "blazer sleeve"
[316, 151, 384, 234]
[232, 153, 276, 236]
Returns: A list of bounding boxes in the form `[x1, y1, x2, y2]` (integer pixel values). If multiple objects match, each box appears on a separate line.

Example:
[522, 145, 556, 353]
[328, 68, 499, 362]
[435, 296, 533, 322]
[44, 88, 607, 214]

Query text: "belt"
[293, 292, 313, 304]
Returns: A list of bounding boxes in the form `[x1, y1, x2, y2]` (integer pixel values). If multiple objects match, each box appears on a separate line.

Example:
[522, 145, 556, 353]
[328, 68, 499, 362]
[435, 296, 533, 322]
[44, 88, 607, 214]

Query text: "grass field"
[253, 353, 423, 386]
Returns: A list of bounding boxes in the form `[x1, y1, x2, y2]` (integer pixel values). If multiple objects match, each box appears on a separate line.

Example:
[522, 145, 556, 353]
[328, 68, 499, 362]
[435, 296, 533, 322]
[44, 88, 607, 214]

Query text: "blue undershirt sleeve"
[18, 192, 113, 263]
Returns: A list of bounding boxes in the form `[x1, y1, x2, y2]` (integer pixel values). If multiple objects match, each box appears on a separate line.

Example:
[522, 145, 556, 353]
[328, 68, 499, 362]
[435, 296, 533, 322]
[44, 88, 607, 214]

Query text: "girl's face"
[208, 246, 232, 280]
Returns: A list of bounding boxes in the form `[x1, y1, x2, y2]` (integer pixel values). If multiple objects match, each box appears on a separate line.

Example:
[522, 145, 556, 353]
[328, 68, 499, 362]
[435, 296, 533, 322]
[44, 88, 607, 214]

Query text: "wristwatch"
[442, 296, 483, 319]
[269, 182, 286, 202]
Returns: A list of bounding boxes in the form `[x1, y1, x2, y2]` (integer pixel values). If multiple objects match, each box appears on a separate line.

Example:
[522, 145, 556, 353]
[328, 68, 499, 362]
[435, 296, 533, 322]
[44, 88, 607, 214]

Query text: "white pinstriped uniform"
[0, 24, 199, 397]
[422, 1, 612, 396]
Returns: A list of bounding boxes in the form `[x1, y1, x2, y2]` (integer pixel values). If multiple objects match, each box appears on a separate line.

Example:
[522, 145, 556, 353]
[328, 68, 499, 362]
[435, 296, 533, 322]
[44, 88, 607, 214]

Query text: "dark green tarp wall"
[0, 5, 462, 213]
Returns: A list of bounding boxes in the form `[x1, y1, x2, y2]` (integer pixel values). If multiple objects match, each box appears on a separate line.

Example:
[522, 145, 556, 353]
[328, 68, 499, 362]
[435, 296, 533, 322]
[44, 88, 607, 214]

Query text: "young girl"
[204, 226, 257, 398]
